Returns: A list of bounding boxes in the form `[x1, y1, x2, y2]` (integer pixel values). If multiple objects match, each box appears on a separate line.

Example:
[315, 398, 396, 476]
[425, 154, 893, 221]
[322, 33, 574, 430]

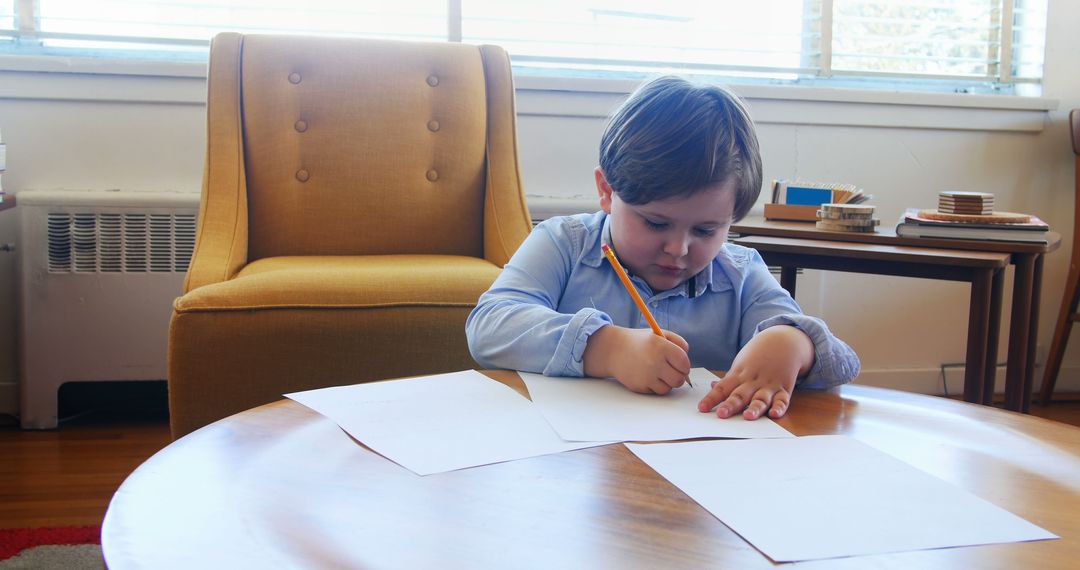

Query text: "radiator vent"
[47, 212, 197, 273]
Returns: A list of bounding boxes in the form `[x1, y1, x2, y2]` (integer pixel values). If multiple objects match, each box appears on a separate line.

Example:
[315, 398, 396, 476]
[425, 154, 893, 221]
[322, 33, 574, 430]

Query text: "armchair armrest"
[185, 32, 250, 292]
[479, 44, 532, 268]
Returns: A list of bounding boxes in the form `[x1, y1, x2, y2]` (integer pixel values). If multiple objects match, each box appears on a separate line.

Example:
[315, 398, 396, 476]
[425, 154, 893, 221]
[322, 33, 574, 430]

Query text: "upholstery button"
[288, 72, 302, 84]
[427, 120, 440, 132]
[426, 169, 439, 182]
[296, 169, 310, 182]
[294, 120, 308, 132]
[426, 75, 439, 87]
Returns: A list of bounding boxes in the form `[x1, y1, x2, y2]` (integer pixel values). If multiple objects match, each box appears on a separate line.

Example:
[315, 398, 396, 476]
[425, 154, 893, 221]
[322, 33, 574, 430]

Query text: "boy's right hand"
[583, 325, 691, 394]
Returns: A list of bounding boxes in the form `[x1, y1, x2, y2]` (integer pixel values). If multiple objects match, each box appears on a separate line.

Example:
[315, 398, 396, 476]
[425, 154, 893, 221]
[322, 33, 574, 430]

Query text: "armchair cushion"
[177, 255, 502, 310]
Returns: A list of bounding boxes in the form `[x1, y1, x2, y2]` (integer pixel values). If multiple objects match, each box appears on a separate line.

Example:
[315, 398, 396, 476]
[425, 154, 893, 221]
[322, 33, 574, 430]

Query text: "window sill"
[513, 75, 1057, 133]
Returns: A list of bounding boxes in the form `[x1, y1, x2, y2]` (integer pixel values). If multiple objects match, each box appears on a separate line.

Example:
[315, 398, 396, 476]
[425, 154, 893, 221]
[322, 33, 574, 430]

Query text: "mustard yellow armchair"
[168, 33, 531, 438]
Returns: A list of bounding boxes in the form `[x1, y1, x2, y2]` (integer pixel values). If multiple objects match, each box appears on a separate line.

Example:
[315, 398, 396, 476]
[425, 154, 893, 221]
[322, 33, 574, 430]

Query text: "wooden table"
[102, 371, 1080, 569]
[731, 217, 1061, 413]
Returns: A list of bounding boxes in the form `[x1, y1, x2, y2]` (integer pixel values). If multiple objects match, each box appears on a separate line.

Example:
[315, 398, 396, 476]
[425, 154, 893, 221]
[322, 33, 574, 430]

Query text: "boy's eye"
[694, 227, 718, 237]
[644, 219, 669, 231]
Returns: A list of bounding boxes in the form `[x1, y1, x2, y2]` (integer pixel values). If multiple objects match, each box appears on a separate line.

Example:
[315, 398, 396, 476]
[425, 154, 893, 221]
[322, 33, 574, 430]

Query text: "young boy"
[466, 76, 859, 420]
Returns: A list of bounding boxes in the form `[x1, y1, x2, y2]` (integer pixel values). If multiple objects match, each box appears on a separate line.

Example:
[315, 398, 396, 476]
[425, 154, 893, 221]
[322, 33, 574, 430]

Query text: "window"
[0, 0, 1047, 95]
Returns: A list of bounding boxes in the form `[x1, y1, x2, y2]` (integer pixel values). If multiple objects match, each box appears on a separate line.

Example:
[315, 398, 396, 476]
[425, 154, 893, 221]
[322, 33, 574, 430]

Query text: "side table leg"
[964, 269, 992, 405]
[982, 268, 1005, 405]
[780, 267, 798, 298]
[1023, 254, 1044, 412]
[1005, 254, 1035, 412]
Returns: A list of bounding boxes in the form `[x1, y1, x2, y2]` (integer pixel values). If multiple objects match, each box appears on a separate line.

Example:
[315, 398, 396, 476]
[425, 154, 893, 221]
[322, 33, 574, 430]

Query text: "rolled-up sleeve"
[756, 314, 860, 389]
[466, 220, 612, 377]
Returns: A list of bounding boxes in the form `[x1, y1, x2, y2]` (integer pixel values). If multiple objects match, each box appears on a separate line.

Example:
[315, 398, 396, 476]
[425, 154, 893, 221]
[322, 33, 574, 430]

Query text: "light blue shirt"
[467, 211, 859, 389]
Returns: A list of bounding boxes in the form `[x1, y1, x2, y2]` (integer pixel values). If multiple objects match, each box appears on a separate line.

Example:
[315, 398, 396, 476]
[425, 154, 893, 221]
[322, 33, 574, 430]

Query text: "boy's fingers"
[714, 388, 752, 418]
[743, 388, 775, 420]
[650, 377, 673, 395]
[769, 391, 792, 418]
[698, 377, 735, 411]
[663, 330, 690, 353]
[743, 398, 770, 420]
[663, 344, 692, 376]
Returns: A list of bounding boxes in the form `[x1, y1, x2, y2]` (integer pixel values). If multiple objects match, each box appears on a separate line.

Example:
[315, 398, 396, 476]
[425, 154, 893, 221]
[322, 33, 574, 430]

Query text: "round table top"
[102, 373, 1080, 569]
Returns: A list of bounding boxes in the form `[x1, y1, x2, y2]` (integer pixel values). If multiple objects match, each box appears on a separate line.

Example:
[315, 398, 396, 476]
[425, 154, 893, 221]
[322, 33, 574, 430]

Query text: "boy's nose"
[663, 234, 690, 257]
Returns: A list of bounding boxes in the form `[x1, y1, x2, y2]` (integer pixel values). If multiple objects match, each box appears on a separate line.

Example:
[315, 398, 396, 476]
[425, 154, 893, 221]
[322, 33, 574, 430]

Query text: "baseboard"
[853, 364, 1080, 396]
[0, 381, 16, 416]
[851, 369, 951, 395]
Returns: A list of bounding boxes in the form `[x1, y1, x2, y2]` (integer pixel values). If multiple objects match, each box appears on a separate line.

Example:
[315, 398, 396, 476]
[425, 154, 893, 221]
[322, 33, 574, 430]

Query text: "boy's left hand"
[697, 326, 814, 420]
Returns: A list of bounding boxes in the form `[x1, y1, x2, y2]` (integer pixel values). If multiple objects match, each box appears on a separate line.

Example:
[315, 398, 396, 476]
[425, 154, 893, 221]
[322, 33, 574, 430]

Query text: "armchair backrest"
[188, 33, 531, 290]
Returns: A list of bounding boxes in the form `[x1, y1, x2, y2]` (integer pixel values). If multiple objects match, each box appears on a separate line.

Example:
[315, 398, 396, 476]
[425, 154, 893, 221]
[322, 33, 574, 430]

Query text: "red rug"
[0, 526, 102, 568]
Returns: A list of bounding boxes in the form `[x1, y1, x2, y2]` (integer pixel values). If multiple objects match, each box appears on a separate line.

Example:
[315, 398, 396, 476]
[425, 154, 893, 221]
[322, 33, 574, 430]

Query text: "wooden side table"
[731, 217, 1060, 412]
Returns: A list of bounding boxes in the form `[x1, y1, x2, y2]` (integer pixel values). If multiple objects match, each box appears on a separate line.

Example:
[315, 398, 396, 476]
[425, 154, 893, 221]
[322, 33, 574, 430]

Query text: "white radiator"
[17, 190, 200, 428]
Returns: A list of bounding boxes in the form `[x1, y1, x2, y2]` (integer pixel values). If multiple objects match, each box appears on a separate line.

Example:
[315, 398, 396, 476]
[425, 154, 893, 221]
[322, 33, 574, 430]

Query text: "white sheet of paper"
[286, 370, 605, 476]
[518, 368, 792, 442]
[626, 435, 1057, 562]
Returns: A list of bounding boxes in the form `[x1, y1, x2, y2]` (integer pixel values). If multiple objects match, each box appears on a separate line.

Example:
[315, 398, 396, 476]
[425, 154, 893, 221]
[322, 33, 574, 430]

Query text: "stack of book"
[895, 208, 1050, 243]
[816, 204, 879, 233]
[765, 180, 872, 222]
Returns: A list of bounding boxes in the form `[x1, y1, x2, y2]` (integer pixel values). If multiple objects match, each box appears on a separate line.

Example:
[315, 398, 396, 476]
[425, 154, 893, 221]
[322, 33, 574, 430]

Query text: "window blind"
[0, 0, 1048, 93]
[829, 0, 1045, 84]
[461, 0, 816, 78]
[30, 0, 447, 49]
[0, 0, 15, 38]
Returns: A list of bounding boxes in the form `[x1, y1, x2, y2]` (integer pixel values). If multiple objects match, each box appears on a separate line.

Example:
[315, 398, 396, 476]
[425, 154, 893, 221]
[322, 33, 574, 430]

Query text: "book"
[896, 208, 1050, 243]
[772, 180, 869, 207]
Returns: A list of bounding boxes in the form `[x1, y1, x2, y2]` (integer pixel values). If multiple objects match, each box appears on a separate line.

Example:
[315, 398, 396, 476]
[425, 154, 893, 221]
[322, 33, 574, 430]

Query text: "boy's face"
[596, 168, 736, 292]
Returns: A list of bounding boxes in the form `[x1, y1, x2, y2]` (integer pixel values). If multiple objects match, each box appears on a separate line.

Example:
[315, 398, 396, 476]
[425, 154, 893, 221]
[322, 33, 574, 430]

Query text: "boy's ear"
[595, 167, 614, 214]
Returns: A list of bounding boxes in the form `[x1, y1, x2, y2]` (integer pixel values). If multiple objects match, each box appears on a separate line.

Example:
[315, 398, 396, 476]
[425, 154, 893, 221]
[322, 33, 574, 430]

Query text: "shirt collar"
[581, 213, 610, 269]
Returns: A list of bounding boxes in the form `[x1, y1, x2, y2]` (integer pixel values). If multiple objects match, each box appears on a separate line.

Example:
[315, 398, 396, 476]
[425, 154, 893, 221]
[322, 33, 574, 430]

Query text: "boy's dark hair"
[599, 76, 762, 221]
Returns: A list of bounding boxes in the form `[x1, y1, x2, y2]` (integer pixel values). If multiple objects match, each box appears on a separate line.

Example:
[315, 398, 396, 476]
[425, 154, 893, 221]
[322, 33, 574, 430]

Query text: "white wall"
[1, 0, 1078, 416]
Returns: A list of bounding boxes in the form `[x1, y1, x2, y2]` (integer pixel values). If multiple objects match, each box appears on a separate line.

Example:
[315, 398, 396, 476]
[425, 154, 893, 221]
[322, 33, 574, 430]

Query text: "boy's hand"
[698, 326, 814, 420]
[583, 325, 691, 394]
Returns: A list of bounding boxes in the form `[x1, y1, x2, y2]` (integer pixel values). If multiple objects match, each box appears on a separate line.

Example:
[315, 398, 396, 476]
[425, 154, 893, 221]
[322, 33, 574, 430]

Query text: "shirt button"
[288, 72, 302, 84]
[426, 169, 439, 182]
[294, 120, 308, 132]
[427, 120, 440, 132]
[296, 169, 310, 182]
[426, 75, 439, 87]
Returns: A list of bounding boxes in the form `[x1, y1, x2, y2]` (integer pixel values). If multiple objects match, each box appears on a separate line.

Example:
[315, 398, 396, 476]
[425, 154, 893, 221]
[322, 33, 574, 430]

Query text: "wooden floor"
[1, 397, 1079, 530]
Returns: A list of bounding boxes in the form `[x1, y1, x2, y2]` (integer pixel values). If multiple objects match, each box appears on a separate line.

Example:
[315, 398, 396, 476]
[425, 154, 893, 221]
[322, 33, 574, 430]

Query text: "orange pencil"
[601, 243, 692, 387]
[602, 243, 662, 335]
